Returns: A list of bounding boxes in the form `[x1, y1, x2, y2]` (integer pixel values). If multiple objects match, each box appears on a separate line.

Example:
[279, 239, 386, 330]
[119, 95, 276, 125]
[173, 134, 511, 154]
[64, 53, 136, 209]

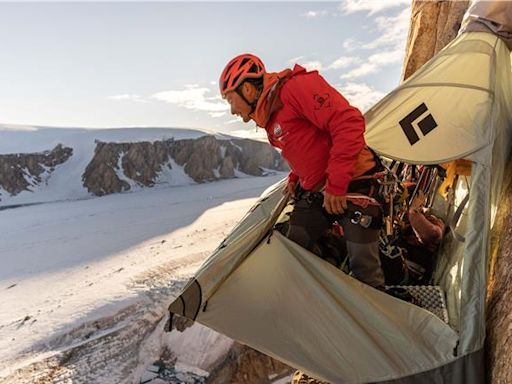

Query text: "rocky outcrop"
[167, 316, 293, 384]
[402, 1, 469, 80]
[207, 344, 293, 384]
[171, 136, 221, 182]
[83, 136, 288, 196]
[82, 140, 174, 196]
[487, 168, 512, 384]
[170, 136, 287, 182]
[0, 144, 73, 198]
[122, 141, 172, 186]
[232, 139, 284, 176]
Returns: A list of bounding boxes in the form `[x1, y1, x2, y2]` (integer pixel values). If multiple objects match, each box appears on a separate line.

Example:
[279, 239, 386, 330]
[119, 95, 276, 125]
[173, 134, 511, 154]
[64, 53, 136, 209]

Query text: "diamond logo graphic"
[399, 103, 438, 145]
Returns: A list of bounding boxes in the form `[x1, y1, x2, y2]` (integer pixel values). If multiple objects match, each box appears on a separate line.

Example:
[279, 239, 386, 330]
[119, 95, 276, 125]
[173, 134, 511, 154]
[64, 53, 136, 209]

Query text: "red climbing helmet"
[219, 53, 265, 97]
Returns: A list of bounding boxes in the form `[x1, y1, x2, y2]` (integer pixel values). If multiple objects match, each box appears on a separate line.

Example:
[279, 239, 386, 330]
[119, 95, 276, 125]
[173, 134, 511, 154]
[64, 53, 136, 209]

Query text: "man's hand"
[284, 180, 297, 198]
[324, 192, 347, 215]
[410, 190, 427, 212]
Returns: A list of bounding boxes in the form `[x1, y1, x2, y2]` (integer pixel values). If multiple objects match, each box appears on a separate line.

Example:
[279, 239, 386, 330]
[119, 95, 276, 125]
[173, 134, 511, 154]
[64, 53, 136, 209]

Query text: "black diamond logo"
[399, 103, 438, 145]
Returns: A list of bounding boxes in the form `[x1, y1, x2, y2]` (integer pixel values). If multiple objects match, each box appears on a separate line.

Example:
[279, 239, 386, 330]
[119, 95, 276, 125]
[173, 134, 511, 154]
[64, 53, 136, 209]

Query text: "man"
[219, 53, 385, 289]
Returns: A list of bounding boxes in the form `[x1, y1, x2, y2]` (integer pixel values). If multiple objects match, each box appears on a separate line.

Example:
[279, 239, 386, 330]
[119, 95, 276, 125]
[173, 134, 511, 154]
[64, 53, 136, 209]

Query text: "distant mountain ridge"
[0, 126, 288, 205]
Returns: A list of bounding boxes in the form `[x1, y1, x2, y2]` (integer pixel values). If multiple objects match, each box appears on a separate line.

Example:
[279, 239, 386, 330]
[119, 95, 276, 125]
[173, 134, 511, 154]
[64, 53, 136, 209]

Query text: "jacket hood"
[250, 64, 307, 128]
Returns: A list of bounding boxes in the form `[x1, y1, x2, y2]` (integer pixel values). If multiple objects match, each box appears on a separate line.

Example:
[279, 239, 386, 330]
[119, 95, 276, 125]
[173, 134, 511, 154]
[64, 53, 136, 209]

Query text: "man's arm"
[281, 71, 366, 197]
[285, 172, 299, 197]
[408, 192, 444, 245]
[409, 210, 445, 245]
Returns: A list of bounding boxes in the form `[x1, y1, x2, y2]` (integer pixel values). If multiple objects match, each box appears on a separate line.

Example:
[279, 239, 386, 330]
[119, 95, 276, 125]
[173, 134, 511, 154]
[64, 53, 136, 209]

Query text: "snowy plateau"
[0, 125, 293, 383]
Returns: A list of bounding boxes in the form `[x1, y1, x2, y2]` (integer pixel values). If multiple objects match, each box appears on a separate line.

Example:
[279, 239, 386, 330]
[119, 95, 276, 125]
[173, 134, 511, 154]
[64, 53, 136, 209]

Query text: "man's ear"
[242, 81, 257, 101]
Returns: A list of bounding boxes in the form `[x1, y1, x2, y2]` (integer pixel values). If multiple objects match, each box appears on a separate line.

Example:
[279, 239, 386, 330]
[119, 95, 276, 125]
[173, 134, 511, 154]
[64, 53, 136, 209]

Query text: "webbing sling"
[449, 192, 470, 242]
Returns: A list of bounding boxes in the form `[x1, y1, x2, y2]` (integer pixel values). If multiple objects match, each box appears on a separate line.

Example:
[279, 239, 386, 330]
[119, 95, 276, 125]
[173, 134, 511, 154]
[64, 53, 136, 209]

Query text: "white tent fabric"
[170, 182, 459, 383]
[365, 32, 501, 166]
[168, 4, 512, 382]
[201, 233, 459, 383]
[365, 30, 512, 356]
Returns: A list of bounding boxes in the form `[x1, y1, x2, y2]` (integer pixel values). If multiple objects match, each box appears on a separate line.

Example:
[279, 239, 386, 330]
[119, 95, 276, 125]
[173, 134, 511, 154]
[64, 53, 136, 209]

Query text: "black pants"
[286, 187, 385, 289]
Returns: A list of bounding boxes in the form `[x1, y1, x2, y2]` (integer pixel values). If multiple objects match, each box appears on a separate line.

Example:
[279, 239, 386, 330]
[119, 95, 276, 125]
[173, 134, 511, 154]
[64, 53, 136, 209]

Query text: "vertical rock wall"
[207, 344, 293, 384]
[487, 170, 512, 384]
[402, 0, 469, 81]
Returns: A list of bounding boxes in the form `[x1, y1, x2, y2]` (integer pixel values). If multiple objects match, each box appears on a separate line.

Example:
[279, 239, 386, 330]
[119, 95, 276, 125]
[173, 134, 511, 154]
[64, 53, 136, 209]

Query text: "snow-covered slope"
[0, 123, 291, 382]
[0, 173, 287, 382]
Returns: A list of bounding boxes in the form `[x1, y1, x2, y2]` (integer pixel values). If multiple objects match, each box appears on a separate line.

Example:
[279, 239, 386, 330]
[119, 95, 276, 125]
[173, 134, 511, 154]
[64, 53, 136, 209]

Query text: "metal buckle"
[351, 211, 372, 228]
[351, 211, 362, 225]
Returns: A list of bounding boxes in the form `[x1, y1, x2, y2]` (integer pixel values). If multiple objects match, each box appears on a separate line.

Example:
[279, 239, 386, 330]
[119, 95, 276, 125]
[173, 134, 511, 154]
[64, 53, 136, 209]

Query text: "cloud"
[363, 7, 411, 50]
[108, 94, 148, 103]
[338, 0, 410, 15]
[337, 82, 385, 111]
[327, 56, 360, 70]
[288, 56, 304, 64]
[330, 5, 410, 82]
[340, 48, 402, 80]
[302, 61, 323, 71]
[340, 63, 377, 79]
[302, 10, 329, 18]
[368, 50, 403, 65]
[152, 85, 228, 114]
[290, 56, 359, 73]
[289, 56, 324, 71]
[209, 111, 226, 118]
[342, 38, 359, 52]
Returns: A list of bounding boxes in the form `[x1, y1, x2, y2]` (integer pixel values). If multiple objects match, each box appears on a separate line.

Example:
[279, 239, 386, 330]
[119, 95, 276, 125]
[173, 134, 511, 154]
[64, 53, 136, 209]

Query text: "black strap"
[235, 83, 257, 114]
[366, 146, 385, 174]
[450, 192, 470, 242]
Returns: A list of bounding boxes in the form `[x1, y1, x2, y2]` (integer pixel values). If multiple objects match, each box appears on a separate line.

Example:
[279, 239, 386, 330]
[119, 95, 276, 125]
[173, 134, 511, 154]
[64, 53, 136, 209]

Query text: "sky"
[0, 1, 411, 136]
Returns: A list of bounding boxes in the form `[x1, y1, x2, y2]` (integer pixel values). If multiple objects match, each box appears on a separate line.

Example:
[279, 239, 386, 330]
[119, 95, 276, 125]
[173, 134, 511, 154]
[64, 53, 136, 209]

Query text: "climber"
[219, 53, 386, 289]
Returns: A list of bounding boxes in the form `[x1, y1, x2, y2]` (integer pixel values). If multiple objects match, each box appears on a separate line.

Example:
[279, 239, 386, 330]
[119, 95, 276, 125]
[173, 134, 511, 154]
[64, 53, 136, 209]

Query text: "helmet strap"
[235, 83, 258, 114]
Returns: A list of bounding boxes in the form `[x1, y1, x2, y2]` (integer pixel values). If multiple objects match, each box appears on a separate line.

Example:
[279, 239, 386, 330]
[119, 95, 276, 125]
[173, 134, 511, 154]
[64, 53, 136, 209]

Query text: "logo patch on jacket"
[314, 93, 331, 110]
[273, 123, 283, 137]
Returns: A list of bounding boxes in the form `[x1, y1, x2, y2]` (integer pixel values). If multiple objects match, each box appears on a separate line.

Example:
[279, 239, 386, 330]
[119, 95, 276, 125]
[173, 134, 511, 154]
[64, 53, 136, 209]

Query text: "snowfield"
[0, 170, 286, 382]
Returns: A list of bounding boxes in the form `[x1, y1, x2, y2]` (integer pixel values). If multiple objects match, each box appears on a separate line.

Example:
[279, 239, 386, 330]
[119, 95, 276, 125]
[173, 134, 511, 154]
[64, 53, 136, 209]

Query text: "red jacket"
[264, 65, 375, 195]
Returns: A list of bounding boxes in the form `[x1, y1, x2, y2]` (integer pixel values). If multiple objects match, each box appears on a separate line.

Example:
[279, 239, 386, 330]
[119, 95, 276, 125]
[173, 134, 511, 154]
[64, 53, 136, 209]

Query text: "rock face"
[0, 144, 73, 198]
[168, 316, 293, 384]
[207, 344, 293, 384]
[83, 136, 288, 196]
[402, 0, 469, 80]
[170, 316, 294, 384]
[170, 136, 286, 181]
[82, 140, 174, 196]
[487, 172, 512, 384]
